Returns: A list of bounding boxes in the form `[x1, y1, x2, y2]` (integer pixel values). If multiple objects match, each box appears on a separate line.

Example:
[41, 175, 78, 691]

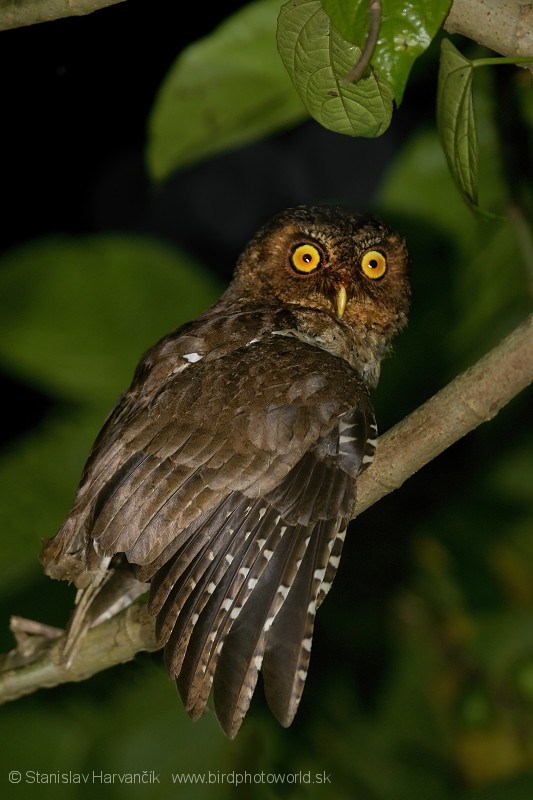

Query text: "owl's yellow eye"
[290, 243, 322, 274]
[361, 250, 387, 279]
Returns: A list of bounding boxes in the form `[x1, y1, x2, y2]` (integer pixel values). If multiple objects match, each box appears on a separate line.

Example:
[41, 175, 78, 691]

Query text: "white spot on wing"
[183, 352, 203, 363]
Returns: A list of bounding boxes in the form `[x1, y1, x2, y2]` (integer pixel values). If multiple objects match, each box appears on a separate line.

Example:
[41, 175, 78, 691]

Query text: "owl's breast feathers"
[41, 304, 377, 737]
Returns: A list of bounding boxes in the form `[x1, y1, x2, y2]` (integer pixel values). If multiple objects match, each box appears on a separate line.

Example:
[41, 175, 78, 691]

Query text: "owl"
[41, 205, 410, 738]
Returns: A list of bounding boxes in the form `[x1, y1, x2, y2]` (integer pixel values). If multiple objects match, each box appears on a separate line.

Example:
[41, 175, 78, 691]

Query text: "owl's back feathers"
[40, 205, 409, 736]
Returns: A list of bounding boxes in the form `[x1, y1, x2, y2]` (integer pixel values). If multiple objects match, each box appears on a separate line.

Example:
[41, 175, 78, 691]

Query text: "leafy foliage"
[1, 1, 532, 799]
[277, 0, 395, 137]
[147, 0, 307, 180]
[437, 38, 479, 208]
[314, 0, 451, 102]
[437, 38, 533, 213]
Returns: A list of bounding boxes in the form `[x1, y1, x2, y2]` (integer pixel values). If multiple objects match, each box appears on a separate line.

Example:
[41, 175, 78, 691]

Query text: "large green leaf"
[0, 408, 106, 594]
[278, 0, 394, 136]
[147, 0, 307, 181]
[437, 38, 478, 208]
[322, 0, 451, 102]
[437, 37, 533, 213]
[0, 235, 221, 402]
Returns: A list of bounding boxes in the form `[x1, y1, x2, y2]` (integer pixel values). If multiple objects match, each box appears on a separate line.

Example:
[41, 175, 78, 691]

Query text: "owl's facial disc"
[288, 240, 349, 318]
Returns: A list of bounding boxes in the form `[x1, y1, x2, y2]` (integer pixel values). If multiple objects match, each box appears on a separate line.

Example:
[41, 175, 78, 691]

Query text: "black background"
[0, 0, 434, 448]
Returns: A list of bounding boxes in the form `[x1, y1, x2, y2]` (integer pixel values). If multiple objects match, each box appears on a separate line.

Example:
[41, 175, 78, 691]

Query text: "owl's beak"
[335, 286, 347, 319]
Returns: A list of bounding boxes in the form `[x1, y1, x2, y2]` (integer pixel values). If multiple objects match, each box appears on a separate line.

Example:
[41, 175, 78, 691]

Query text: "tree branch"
[0, 0, 127, 31]
[1, 0, 533, 65]
[444, 0, 533, 80]
[444, 0, 533, 60]
[0, 605, 158, 703]
[354, 313, 533, 515]
[1, 314, 532, 705]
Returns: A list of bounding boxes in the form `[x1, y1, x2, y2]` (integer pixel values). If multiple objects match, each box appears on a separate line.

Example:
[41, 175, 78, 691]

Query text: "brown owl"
[41, 205, 410, 738]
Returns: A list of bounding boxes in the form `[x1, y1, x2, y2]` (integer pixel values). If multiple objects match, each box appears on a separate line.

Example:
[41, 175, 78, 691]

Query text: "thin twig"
[344, 0, 382, 84]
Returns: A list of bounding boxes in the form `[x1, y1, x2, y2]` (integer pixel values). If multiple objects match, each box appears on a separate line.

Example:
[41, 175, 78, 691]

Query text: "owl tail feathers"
[176, 519, 342, 738]
[62, 564, 149, 666]
[44, 552, 148, 668]
[40, 519, 149, 665]
[261, 517, 341, 727]
[172, 517, 312, 738]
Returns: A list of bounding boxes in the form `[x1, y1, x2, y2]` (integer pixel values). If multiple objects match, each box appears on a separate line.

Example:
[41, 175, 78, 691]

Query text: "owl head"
[227, 205, 410, 337]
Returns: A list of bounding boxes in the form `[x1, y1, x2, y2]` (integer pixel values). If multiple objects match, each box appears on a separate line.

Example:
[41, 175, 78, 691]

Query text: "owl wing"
[42, 333, 376, 737]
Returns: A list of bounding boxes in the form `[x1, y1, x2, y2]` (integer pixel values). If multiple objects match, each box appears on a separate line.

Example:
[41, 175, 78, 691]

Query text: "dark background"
[0, 0, 433, 448]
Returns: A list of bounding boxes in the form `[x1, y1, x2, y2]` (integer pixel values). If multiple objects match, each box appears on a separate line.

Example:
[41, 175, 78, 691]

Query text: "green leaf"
[278, 0, 394, 136]
[437, 38, 533, 213]
[322, 0, 452, 103]
[320, 0, 366, 44]
[437, 38, 479, 208]
[0, 235, 221, 402]
[147, 0, 307, 181]
[0, 408, 105, 594]
[457, 776, 533, 800]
